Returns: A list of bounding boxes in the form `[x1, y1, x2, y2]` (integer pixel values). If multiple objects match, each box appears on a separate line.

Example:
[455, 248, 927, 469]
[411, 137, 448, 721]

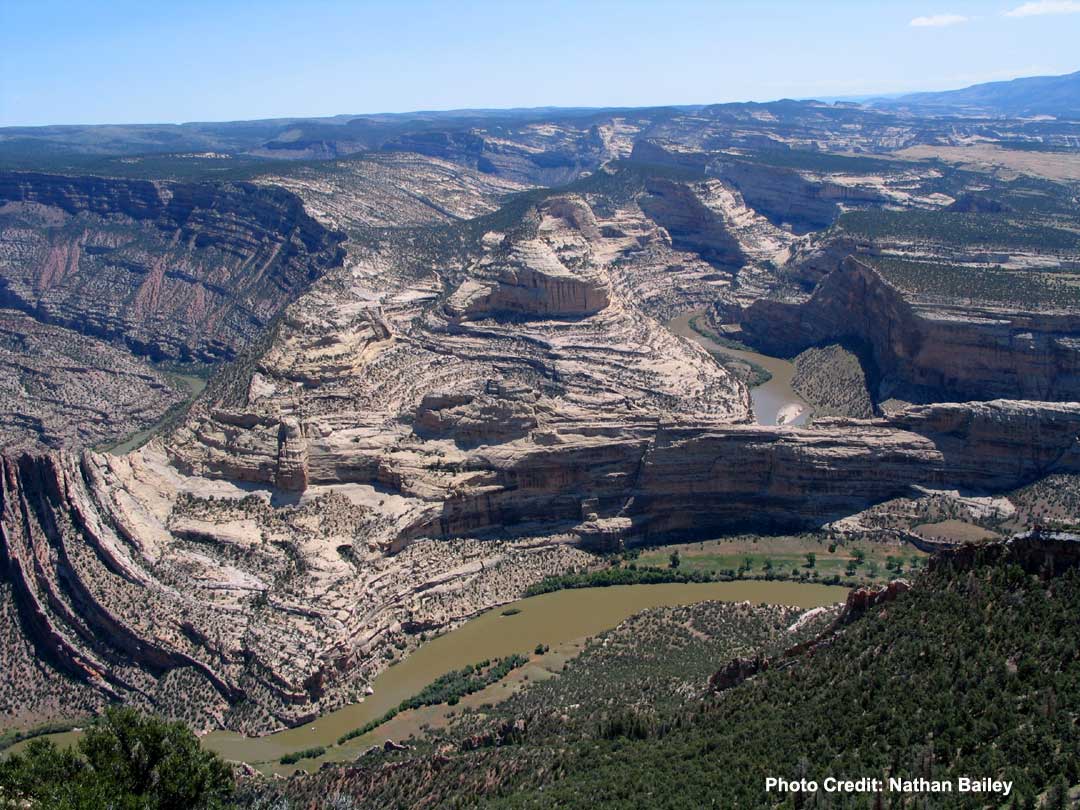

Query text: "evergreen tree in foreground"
[0, 707, 233, 809]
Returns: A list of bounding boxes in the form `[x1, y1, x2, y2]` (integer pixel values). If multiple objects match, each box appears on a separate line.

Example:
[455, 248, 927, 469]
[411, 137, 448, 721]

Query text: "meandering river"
[667, 311, 811, 426]
[106, 373, 207, 455]
[6, 575, 844, 771]
[11, 333, 829, 770]
[201, 580, 845, 768]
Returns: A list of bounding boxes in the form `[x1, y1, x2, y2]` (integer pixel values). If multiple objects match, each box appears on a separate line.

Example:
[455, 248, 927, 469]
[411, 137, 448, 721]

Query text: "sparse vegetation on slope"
[242, 539, 1080, 809]
[791, 343, 874, 418]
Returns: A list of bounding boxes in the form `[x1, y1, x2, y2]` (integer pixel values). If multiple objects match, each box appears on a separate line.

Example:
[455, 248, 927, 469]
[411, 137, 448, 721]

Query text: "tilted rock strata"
[0, 447, 594, 731]
[254, 152, 527, 230]
[5, 157, 1080, 738]
[0, 172, 345, 361]
[166, 191, 752, 495]
[3, 397, 1079, 732]
[0, 309, 186, 451]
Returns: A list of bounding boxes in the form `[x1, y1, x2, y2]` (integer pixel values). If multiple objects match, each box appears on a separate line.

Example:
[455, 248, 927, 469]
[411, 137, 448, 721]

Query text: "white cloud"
[910, 13, 969, 26]
[1004, 0, 1080, 16]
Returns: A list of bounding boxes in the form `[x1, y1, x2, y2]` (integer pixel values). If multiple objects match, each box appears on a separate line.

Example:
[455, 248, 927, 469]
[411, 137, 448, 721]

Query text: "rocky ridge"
[2, 126, 1080, 741]
[0, 172, 346, 362]
[740, 257, 1080, 403]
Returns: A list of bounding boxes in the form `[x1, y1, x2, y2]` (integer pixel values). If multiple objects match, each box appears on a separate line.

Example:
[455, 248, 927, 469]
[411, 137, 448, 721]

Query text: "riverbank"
[104, 370, 209, 455]
[666, 311, 811, 426]
[198, 579, 845, 773]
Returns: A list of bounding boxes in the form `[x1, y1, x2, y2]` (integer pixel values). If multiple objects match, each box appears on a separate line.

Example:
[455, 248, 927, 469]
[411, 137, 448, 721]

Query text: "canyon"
[1, 99, 1080, 744]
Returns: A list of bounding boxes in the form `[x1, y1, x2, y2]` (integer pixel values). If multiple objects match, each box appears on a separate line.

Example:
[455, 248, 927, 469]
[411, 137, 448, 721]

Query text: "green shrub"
[0, 707, 232, 809]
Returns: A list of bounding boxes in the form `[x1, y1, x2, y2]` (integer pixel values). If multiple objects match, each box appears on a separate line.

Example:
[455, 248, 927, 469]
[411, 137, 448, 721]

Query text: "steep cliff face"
[628, 141, 888, 237]
[638, 177, 747, 268]
[4, 179, 1080, 735]
[712, 160, 843, 234]
[405, 399, 1080, 543]
[446, 240, 611, 321]
[0, 447, 595, 732]
[382, 124, 613, 186]
[740, 257, 1080, 403]
[2, 398, 1077, 730]
[0, 172, 345, 361]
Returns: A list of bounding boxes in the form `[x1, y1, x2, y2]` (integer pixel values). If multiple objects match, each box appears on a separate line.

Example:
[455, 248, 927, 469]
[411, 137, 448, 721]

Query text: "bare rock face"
[837, 579, 911, 624]
[0, 446, 594, 731]
[0, 172, 345, 362]
[5, 395, 1076, 731]
[741, 258, 1080, 402]
[447, 241, 610, 320]
[638, 177, 746, 268]
[931, 530, 1080, 577]
[415, 382, 539, 446]
[629, 142, 887, 236]
[5, 154, 1080, 739]
[709, 655, 770, 692]
[381, 124, 619, 187]
[254, 152, 527, 230]
[447, 198, 610, 320]
[275, 417, 309, 491]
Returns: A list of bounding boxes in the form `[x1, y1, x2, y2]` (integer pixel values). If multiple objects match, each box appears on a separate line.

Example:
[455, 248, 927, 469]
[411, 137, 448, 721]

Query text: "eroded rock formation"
[0, 172, 346, 362]
[3, 145, 1080, 739]
[740, 257, 1080, 402]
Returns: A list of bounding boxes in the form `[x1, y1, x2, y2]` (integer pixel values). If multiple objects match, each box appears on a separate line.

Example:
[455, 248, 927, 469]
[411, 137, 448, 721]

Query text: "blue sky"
[1, 0, 1078, 127]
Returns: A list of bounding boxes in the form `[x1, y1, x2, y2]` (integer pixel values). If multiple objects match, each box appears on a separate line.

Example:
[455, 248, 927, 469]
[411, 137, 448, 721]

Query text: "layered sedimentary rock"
[4, 151, 1080, 739]
[629, 142, 890, 235]
[403, 400, 1080, 542]
[0, 172, 345, 361]
[740, 257, 1080, 402]
[3, 394, 1079, 730]
[712, 160, 851, 234]
[0, 309, 186, 451]
[381, 123, 619, 186]
[254, 152, 527, 230]
[638, 177, 747, 268]
[446, 239, 610, 320]
[0, 448, 593, 730]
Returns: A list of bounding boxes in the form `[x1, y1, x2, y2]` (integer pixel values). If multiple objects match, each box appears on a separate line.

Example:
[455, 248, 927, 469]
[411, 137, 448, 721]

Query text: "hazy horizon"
[3, 0, 1080, 128]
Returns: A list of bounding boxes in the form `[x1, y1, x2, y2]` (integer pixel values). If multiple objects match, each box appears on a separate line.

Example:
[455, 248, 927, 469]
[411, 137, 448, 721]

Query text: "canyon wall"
[0, 172, 345, 361]
[740, 257, 1080, 402]
[2, 397, 1078, 727]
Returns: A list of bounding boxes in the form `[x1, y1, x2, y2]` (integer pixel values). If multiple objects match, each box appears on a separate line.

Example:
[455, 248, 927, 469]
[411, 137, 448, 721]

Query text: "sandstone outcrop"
[446, 241, 610, 321]
[708, 655, 769, 692]
[4, 394, 1078, 730]
[930, 529, 1080, 578]
[4, 131, 1080, 744]
[740, 257, 1080, 403]
[255, 152, 527, 230]
[638, 177, 747, 268]
[836, 579, 910, 625]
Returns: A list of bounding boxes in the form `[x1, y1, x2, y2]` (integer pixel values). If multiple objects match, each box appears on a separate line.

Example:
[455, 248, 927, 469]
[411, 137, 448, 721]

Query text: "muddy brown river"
[200, 580, 845, 768]
[667, 311, 811, 426]
[106, 373, 208, 455]
[6, 580, 845, 771]
[10, 333, 829, 769]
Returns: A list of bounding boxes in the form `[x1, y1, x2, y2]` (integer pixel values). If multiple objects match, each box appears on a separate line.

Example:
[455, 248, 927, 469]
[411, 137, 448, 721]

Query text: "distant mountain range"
[2, 70, 1078, 174]
[870, 70, 1080, 118]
